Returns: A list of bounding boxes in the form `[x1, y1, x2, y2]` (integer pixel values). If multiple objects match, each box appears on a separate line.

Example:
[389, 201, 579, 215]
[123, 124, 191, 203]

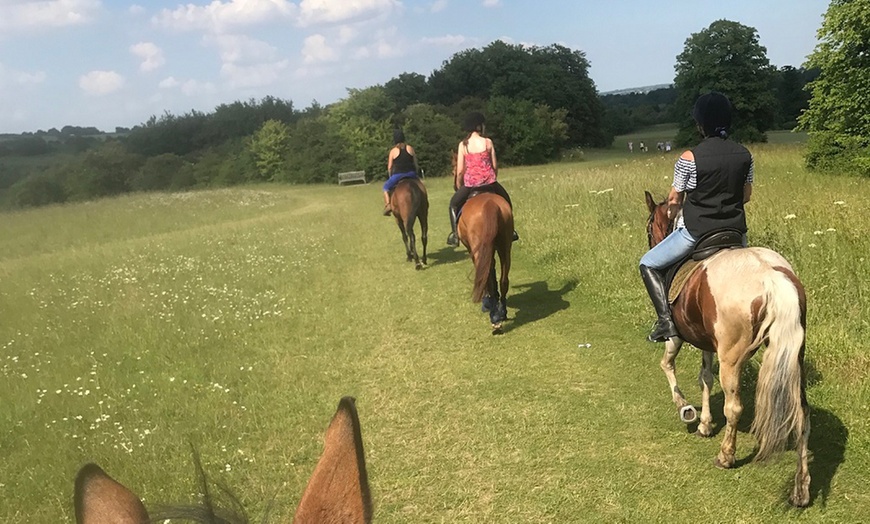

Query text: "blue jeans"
[640, 227, 697, 270]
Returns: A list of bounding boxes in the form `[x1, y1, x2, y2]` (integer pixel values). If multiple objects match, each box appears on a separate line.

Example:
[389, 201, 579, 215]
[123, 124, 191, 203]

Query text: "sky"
[0, 0, 828, 134]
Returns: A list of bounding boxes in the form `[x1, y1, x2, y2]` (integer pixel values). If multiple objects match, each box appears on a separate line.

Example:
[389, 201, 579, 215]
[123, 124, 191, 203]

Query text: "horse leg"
[497, 243, 510, 323]
[394, 215, 411, 261]
[405, 215, 420, 268]
[419, 211, 428, 267]
[659, 336, 694, 423]
[696, 350, 715, 437]
[487, 262, 503, 332]
[714, 355, 744, 469]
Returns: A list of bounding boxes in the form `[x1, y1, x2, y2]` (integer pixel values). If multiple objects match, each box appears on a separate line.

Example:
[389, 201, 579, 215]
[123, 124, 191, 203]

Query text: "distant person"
[382, 129, 420, 216]
[639, 141, 646, 152]
[446, 112, 518, 246]
[638, 92, 754, 342]
[628, 141, 634, 153]
[665, 141, 672, 152]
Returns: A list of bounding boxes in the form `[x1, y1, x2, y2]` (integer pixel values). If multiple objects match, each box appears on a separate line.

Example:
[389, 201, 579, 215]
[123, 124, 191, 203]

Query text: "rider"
[639, 92, 754, 342]
[382, 129, 420, 216]
[446, 112, 518, 246]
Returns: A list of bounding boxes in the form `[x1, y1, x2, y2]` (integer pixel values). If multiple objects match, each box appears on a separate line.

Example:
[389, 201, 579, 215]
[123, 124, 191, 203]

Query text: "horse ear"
[293, 397, 372, 524]
[74, 463, 149, 524]
[644, 191, 657, 213]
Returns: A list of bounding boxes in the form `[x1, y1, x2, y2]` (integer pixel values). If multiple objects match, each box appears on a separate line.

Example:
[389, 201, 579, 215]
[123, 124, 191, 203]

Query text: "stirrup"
[647, 319, 677, 343]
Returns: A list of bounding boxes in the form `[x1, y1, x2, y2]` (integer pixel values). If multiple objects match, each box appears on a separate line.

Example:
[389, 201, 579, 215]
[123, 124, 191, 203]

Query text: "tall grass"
[0, 144, 867, 522]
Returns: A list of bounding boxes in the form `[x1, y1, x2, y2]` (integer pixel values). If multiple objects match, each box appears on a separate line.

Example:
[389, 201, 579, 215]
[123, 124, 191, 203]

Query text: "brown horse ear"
[74, 463, 149, 524]
[293, 397, 373, 524]
[644, 191, 657, 213]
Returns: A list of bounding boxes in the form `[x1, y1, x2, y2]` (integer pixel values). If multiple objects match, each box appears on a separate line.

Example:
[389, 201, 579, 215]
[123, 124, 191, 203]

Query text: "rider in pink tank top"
[462, 150, 497, 187]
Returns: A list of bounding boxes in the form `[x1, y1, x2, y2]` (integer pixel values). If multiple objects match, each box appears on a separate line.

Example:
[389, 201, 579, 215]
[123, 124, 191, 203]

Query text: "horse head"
[644, 191, 676, 247]
[74, 397, 372, 524]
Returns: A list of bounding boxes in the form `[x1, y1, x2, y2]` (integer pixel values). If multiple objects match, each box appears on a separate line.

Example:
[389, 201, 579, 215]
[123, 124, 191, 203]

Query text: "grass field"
[1, 141, 868, 522]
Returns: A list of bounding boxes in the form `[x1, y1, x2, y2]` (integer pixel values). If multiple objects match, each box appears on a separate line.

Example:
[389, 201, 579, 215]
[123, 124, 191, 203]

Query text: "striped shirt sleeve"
[746, 156, 755, 184]
[673, 157, 696, 192]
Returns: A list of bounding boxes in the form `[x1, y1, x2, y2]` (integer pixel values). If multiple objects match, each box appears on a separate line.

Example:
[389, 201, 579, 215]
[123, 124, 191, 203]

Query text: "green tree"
[486, 97, 568, 165]
[67, 142, 144, 199]
[384, 73, 429, 113]
[248, 120, 291, 182]
[673, 20, 777, 145]
[773, 66, 815, 130]
[282, 116, 353, 184]
[799, 0, 870, 176]
[327, 86, 393, 180]
[401, 103, 456, 177]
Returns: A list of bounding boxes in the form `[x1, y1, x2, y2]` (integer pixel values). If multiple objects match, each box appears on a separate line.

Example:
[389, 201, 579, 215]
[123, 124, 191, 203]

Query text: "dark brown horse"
[74, 397, 372, 523]
[645, 191, 811, 507]
[390, 177, 428, 270]
[457, 192, 513, 333]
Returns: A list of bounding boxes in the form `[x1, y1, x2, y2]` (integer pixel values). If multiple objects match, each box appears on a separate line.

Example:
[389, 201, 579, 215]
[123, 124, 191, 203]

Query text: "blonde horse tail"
[470, 203, 497, 303]
[751, 267, 807, 462]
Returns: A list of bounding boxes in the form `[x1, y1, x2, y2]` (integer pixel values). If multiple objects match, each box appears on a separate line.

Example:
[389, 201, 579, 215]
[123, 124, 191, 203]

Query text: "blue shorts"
[383, 171, 418, 192]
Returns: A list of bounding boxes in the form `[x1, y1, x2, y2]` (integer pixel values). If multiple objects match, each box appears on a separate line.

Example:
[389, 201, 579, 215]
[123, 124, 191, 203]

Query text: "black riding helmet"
[693, 92, 732, 138]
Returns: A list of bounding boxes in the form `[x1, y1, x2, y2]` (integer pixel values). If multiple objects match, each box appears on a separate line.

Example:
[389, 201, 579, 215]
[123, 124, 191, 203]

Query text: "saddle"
[665, 228, 744, 303]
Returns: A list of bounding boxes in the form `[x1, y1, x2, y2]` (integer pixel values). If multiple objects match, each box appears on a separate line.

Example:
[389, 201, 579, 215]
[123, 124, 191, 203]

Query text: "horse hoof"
[491, 323, 503, 335]
[713, 456, 734, 470]
[415, 263, 424, 270]
[679, 405, 698, 424]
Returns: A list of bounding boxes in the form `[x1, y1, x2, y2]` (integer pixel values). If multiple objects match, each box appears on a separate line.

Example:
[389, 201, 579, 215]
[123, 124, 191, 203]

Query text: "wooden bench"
[337, 170, 367, 185]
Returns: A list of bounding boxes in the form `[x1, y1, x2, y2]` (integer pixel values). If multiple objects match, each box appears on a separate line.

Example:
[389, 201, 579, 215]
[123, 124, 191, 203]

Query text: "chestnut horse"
[457, 192, 513, 333]
[74, 397, 372, 523]
[390, 177, 428, 270]
[645, 191, 810, 507]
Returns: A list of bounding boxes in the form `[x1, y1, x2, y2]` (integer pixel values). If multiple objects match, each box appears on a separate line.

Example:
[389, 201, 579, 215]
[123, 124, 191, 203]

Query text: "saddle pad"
[668, 259, 702, 304]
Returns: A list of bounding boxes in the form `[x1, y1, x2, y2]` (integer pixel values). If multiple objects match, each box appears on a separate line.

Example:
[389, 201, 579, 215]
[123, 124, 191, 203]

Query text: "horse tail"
[751, 267, 807, 462]
[470, 202, 498, 303]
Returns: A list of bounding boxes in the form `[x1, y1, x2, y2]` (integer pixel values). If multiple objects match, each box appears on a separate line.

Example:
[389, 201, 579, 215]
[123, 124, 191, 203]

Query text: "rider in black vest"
[639, 92, 754, 342]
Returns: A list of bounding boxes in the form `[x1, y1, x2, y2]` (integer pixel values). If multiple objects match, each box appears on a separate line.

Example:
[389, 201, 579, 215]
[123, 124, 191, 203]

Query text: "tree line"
[2, 3, 868, 209]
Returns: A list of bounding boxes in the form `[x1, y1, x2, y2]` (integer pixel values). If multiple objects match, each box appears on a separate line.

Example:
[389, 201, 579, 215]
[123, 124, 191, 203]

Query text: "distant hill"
[600, 84, 674, 96]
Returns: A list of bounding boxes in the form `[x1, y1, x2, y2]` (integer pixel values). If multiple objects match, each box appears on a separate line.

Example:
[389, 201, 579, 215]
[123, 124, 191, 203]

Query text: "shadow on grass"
[503, 279, 577, 333]
[426, 246, 468, 265]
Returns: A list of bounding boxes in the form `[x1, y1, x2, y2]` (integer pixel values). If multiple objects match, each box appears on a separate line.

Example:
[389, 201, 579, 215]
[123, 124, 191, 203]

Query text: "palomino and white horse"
[645, 191, 811, 507]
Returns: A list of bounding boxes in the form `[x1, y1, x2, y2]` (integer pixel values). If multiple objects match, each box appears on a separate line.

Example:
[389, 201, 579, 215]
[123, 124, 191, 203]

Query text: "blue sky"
[0, 0, 827, 134]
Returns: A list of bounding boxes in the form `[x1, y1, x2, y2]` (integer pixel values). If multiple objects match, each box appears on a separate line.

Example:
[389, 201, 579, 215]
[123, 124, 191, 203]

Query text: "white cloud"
[0, 0, 101, 31]
[482, 0, 501, 6]
[129, 4, 145, 15]
[431, 0, 447, 13]
[153, 0, 296, 33]
[302, 34, 338, 64]
[421, 34, 468, 47]
[79, 70, 124, 95]
[0, 63, 47, 87]
[298, 0, 399, 26]
[221, 60, 289, 88]
[130, 41, 165, 72]
[158, 76, 180, 88]
[205, 33, 278, 64]
[157, 75, 216, 96]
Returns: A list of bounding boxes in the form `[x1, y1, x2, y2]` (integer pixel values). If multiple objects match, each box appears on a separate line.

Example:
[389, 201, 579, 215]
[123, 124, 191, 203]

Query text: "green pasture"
[0, 143, 867, 522]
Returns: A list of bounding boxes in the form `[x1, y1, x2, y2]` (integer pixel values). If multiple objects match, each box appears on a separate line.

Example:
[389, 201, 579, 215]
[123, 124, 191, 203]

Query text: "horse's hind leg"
[419, 211, 428, 266]
[714, 353, 745, 469]
[497, 245, 510, 322]
[660, 337, 695, 423]
[696, 350, 715, 437]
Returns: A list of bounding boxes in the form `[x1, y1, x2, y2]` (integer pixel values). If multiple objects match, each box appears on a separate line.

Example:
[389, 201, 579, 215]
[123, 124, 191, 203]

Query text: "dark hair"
[693, 92, 732, 138]
[393, 129, 406, 144]
[462, 112, 486, 133]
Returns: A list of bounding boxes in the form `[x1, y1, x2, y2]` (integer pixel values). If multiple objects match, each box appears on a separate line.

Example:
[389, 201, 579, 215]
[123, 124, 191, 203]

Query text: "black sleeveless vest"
[683, 137, 752, 239]
[391, 145, 416, 175]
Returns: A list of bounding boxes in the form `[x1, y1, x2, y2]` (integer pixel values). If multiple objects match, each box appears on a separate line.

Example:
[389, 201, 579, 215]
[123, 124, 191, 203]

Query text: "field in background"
[0, 142, 867, 522]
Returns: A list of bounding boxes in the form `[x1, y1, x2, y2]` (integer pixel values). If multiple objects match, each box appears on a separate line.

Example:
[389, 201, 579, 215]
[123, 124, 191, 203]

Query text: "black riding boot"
[446, 206, 459, 246]
[640, 264, 678, 342]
